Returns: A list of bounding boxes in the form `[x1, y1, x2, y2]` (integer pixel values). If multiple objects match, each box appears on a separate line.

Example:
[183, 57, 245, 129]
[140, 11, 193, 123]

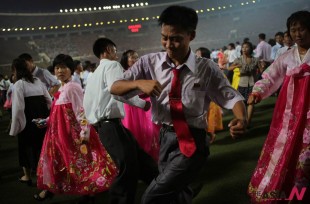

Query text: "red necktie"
[169, 67, 196, 157]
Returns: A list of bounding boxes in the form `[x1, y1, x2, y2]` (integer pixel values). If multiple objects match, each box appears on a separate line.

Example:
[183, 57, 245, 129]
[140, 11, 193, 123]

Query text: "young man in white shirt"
[83, 38, 158, 204]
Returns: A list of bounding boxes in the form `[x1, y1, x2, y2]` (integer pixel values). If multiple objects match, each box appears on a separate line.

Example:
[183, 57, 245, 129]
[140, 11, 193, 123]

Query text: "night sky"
[0, 0, 179, 13]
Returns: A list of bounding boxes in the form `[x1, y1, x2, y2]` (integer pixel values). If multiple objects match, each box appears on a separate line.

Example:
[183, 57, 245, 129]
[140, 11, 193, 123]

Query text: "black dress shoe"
[33, 191, 54, 201]
[18, 177, 32, 186]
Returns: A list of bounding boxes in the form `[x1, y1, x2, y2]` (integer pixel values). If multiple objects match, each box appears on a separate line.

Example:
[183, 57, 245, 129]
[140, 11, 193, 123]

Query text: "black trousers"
[96, 119, 158, 204]
[141, 125, 209, 204]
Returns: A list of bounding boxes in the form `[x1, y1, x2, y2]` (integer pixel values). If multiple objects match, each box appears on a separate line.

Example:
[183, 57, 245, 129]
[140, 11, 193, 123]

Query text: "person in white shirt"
[18, 53, 60, 96]
[275, 31, 296, 60]
[0, 74, 10, 106]
[82, 60, 91, 88]
[9, 58, 51, 187]
[226, 43, 238, 83]
[254, 33, 272, 62]
[83, 38, 158, 204]
[72, 60, 84, 88]
[270, 31, 284, 61]
[235, 41, 242, 58]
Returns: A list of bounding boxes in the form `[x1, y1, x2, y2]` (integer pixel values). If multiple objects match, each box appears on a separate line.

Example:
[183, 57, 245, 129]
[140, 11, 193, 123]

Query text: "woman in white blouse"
[9, 58, 52, 186]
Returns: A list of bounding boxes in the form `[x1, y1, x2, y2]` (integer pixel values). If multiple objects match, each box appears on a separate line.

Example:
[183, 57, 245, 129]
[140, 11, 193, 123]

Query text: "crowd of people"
[0, 5, 309, 204]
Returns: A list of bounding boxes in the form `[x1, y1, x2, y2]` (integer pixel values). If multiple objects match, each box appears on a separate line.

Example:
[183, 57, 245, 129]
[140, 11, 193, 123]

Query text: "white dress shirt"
[71, 72, 83, 88]
[83, 59, 146, 124]
[32, 66, 60, 90]
[119, 51, 244, 129]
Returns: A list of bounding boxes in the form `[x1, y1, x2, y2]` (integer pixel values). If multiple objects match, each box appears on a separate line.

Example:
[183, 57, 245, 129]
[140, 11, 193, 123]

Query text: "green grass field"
[0, 96, 276, 204]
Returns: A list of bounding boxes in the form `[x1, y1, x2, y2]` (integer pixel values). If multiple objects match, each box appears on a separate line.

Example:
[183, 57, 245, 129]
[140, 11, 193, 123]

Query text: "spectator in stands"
[270, 31, 284, 61]
[254, 33, 272, 62]
[248, 10, 310, 202]
[110, 5, 247, 204]
[18, 53, 60, 96]
[72, 60, 83, 88]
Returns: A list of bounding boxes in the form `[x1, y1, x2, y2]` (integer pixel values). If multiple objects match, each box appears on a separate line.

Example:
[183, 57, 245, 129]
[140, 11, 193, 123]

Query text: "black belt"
[96, 118, 121, 127]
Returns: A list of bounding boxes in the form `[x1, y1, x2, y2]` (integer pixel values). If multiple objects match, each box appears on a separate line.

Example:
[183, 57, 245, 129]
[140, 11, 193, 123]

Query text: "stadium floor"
[0, 96, 277, 204]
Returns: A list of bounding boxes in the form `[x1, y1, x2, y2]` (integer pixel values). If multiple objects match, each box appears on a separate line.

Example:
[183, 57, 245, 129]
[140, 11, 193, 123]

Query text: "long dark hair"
[120, 50, 136, 70]
[12, 58, 34, 83]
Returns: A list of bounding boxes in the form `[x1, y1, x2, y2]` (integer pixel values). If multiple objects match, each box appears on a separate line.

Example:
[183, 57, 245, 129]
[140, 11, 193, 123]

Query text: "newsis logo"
[257, 187, 307, 201]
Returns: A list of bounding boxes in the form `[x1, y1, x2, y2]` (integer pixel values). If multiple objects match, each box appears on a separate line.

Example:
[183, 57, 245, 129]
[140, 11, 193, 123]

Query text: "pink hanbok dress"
[248, 48, 310, 203]
[37, 81, 118, 195]
[122, 95, 160, 161]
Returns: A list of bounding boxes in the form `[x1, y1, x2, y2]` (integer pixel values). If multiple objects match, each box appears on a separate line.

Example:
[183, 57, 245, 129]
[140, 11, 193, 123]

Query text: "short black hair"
[287, 10, 310, 36]
[53, 54, 74, 74]
[275, 32, 284, 38]
[18, 53, 33, 61]
[73, 60, 81, 71]
[228, 43, 235, 49]
[258, 33, 266, 40]
[93, 38, 116, 59]
[158, 5, 198, 32]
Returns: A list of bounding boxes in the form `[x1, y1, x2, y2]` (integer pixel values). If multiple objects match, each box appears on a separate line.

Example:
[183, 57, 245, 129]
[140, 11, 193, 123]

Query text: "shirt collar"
[159, 50, 196, 73]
